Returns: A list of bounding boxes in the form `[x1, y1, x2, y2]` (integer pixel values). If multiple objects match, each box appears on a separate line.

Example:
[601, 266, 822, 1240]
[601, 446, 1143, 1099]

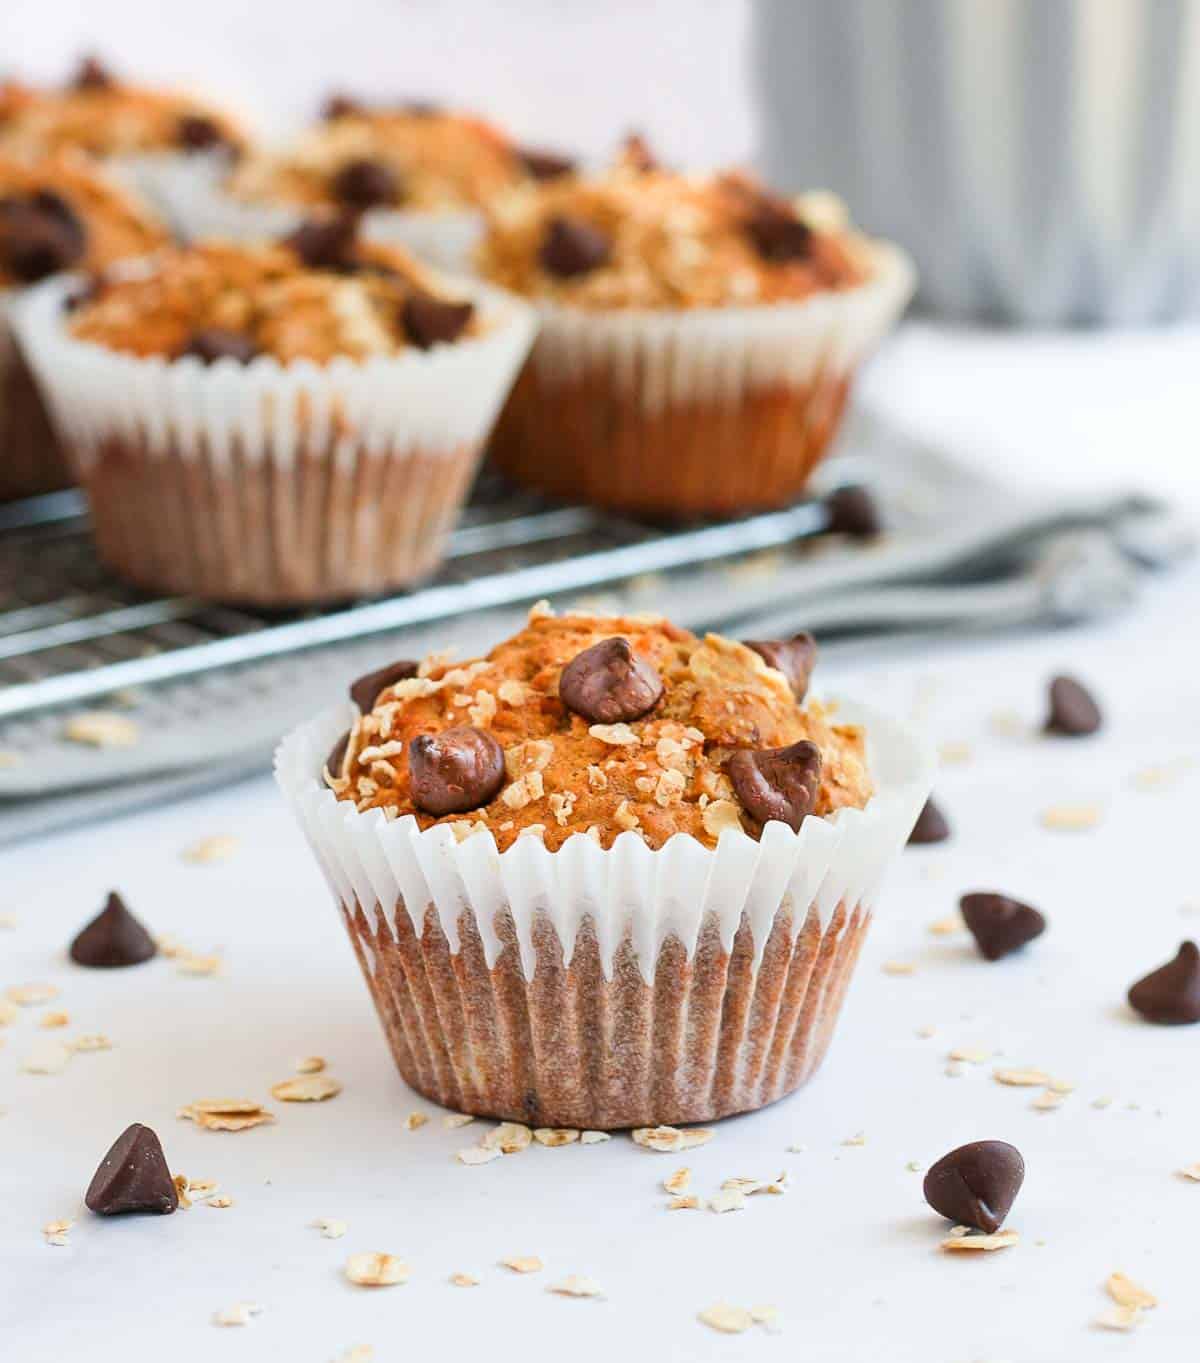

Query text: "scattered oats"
[497, 679, 532, 707]
[296, 1056, 327, 1074]
[467, 689, 497, 728]
[182, 835, 239, 864]
[989, 709, 1027, 737]
[178, 1100, 274, 1132]
[668, 1195, 701, 1210]
[580, 1131, 610, 1145]
[7, 982, 59, 1006]
[843, 1132, 867, 1147]
[1177, 1163, 1200, 1182]
[482, 1121, 532, 1154]
[313, 1218, 348, 1239]
[213, 1302, 261, 1327]
[208, 1195, 233, 1209]
[501, 771, 543, 810]
[528, 599, 555, 621]
[450, 1273, 479, 1287]
[1095, 1306, 1143, 1332]
[64, 711, 139, 748]
[1107, 1272, 1157, 1310]
[271, 1074, 342, 1103]
[1032, 1089, 1065, 1111]
[442, 1113, 474, 1130]
[1130, 761, 1189, 792]
[948, 1047, 990, 1064]
[882, 960, 916, 976]
[183, 1178, 219, 1201]
[404, 1111, 428, 1131]
[345, 1253, 409, 1287]
[501, 1255, 543, 1274]
[928, 914, 964, 936]
[709, 1189, 747, 1214]
[915, 1025, 937, 1039]
[585, 764, 608, 792]
[588, 723, 638, 746]
[533, 1127, 579, 1147]
[549, 1275, 604, 1298]
[663, 1168, 691, 1196]
[1040, 802, 1103, 832]
[945, 1062, 966, 1078]
[1092, 1095, 1114, 1110]
[699, 1303, 754, 1335]
[906, 1161, 923, 1173]
[69, 1033, 112, 1053]
[1047, 1077, 1075, 1094]
[611, 799, 639, 832]
[632, 1126, 714, 1153]
[941, 1229, 1020, 1252]
[38, 1011, 69, 1029]
[173, 1174, 193, 1209]
[939, 741, 972, 765]
[785, 1143, 807, 1154]
[993, 1067, 1052, 1087]
[457, 1146, 502, 1166]
[21, 1038, 71, 1075]
[177, 953, 222, 977]
[700, 797, 744, 838]
[42, 1218, 73, 1246]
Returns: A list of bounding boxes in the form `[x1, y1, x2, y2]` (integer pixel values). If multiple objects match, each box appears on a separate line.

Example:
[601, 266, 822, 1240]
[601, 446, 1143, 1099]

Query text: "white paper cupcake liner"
[14, 274, 535, 602]
[276, 697, 931, 1126]
[108, 149, 240, 239]
[488, 242, 915, 517]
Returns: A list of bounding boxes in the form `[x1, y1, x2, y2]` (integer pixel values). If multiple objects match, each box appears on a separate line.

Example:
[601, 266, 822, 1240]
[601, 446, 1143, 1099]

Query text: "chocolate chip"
[1128, 941, 1200, 1024]
[283, 212, 361, 271]
[72, 55, 115, 91]
[331, 157, 402, 209]
[349, 659, 418, 712]
[85, 1123, 178, 1216]
[727, 739, 822, 832]
[325, 730, 350, 782]
[518, 147, 576, 181]
[745, 198, 812, 263]
[923, 1140, 1024, 1233]
[322, 93, 364, 120]
[176, 113, 229, 153]
[907, 796, 951, 845]
[1044, 675, 1102, 737]
[620, 132, 658, 173]
[559, 637, 664, 724]
[824, 484, 882, 538]
[538, 216, 611, 279]
[408, 726, 505, 816]
[183, 328, 257, 365]
[744, 632, 817, 700]
[401, 291, 474, 349]
[69, 892, 157, 968]
[69, 891, 157, 968]
[959, 891, 1046, 961]
[0, 192, 87, 283]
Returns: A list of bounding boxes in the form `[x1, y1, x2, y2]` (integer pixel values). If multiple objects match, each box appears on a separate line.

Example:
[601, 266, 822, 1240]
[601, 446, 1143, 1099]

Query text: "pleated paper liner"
[276, 697, 932, 1128]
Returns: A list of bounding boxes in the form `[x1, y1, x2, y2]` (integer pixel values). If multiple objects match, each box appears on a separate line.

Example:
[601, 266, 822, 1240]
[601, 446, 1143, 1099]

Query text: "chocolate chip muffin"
[477, 157, 914, 517]
[277, 605, 932, 1128]
[0, 153, 166, 499]
[17, 217, 534, 602]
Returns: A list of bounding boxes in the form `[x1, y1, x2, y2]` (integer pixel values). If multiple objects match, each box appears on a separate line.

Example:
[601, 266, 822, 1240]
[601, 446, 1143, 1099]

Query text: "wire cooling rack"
[0, 473, 846, 722]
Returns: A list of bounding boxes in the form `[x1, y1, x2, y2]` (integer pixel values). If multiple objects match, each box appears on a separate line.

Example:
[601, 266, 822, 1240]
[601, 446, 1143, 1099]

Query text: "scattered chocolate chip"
[69, 891, 157, 968]
[402, 291, 474, 349]
[0, 191, 87, 283]
[1128, 941, 1200, 1024]
[923, 1140, 1024, 1233]
[559, 637, 664, 724]
[744, 632, 817, 700]
[283, 212, 361, 271]
[183, 328, 257, 365]
[331, 157, 402, 209]
[325, 730, 350, 782]
[349, 659, 418, 712]
[322, 93, 364, 120]
[727, 739, 822, 832]
[908, 796, 951, 845]
[538, 215, 611, 279]
[72, 55, 115, 91]
[620, 132, 658, 173]
[1044, 675, 1102, 737]
[176, 113, 228, 153]
[85, 1123, 178, 1216]
[824, 484, 882, 538]
[518, 147, 576, 181]
[959, 891, 1046, 961]
[408, 726, 505, 816]
[745, 198, 812, 263]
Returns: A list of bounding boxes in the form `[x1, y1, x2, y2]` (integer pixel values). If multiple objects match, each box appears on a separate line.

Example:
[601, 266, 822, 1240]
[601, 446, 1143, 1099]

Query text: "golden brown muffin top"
[226, 99, 553, 215]
[477, 163, 875, 310]
[0, 153, 167, 289]
[0, 58, 245, 160]
[327, 605, 872, 852]
[67, 221, 482, 364]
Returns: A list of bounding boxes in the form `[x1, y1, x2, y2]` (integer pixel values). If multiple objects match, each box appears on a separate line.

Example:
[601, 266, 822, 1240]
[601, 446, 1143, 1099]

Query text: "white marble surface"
[4, 325, 1200, 1360]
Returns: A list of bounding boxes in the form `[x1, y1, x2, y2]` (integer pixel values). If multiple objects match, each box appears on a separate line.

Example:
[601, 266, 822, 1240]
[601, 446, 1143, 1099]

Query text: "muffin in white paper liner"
[276, 697, 932, 1128]
[15, 275, 535, 604]
[151, 166, 484, 273]
[487, 241, 915, 518]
